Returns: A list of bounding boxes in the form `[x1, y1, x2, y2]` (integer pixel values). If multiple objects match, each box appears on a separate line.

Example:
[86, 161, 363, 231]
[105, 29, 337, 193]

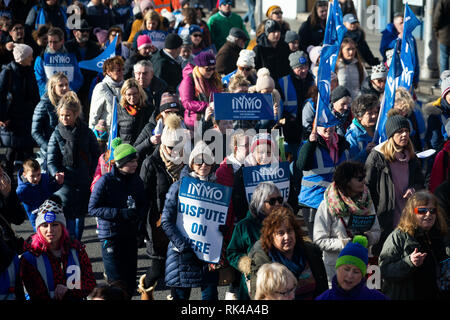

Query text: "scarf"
[320, 132, 339, 164]
[324, 181, 372, 218]
[57, 122, 78, 168]
[123, 104, 140, 116]
[192, 65, 222, 102]
[159, 145, 184, 182]
[268, 244, 306, 278]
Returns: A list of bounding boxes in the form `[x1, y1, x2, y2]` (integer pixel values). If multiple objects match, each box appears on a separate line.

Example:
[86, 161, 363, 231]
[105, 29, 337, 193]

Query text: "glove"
[121, 208, 137, 220]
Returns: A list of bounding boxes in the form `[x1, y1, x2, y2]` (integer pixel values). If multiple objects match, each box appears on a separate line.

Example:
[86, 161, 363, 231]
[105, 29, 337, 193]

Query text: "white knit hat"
[255, 68, 275, 92]
[34, 198, 66, 228]
[161, 113, 187, 147]
[371, 63, 388, 80]
[13, 43, 33, 63]
[236, 49, 255, 68]
[189, 141, 214, 168]
[307, 45, 322, 69]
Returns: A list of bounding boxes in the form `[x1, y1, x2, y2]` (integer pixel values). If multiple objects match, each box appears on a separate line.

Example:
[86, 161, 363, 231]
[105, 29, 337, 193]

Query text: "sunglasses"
[414, 207, 437, 215]
[192, 33, 203, 37]
[238, 66, 252, 71]
[204, 66, 215, 72]
[265, 196, 283, 206]
[272, 11, 283, 15]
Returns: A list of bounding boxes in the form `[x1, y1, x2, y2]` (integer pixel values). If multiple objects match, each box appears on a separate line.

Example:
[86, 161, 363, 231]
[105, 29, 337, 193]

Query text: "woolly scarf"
[58, 123, 79, 168]
[268, 244, 306, 279]
[123, 104, 141, 116]
[324, 181, 372, 218]
[159, 145, 184, 182]
[192, 65, 222, 102]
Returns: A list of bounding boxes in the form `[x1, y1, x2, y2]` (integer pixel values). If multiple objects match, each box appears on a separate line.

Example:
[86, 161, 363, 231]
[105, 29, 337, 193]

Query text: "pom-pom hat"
[34, 198, 66, 228]
[335, 235, 369, 276]
[112, 137, 138, 168]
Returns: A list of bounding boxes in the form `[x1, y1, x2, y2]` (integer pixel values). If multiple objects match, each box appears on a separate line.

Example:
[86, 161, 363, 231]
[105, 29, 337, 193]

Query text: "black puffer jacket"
[31, 94, 59, 155]
[253, 33, 291, 81]
[117, 103, 152, 145]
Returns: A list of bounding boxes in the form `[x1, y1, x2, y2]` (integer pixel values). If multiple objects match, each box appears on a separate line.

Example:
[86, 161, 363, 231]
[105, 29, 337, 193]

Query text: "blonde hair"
[255, 262, 298, 300]
[47, 72, 69, 106]
[228, 74, 250, 93]
[141, 9, 162, 31]
[397, 191, 448, 237]
[119, 78, 148, 108]
[380, 135, 415, 163]
[394, 87, 415, 116]
[56, 91, 82, 118]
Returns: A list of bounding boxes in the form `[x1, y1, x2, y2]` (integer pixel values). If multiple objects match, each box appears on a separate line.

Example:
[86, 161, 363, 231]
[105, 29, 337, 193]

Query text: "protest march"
[0, 0, 449, 306]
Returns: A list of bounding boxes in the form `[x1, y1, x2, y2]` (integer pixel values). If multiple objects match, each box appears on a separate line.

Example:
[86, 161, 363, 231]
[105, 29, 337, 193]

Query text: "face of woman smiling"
[272, 221, 296, 257]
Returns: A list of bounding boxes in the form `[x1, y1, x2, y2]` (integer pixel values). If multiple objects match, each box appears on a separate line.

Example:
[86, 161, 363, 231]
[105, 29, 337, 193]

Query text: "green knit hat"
[335, 235, 369, 276]
[112, 137, 137, 168]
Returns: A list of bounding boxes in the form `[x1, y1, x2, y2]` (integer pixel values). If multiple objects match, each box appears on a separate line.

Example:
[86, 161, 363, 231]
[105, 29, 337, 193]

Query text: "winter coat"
[117, 103, 152, 145]
[0, 237, 24, 300]
[123, 52, 152, 80]
[133, 118, 158, 161]
[423, 98, 450, 151]
[150, 49, 183, 91]
[31, 94, 59, 156]
[86, 3, 115, 31]
[315, 275, 388, 300]
[313, 199, 381, 284]
[143, 75, 168, 115]
[89, 75, 123, 130]
[360, 76, 383, 99]
[88, 165, 147, 240]
[0, 61, 40, 149]
[335, 58, 367, 99]
[344, 28, 380, 66]
[364, 142, 425, 255]
[207, 11, 248, 51]
[379, 228, 450, 300]
[179, 63, 222, 128]
[297, 15, 325, 53]
[248, 239, 329, 300]
[139, 146, 180, 259]
[433, 0, 450, 46]
[253, 33, 291, 81]
[215, 41, 242, 76]
[345, 118, 374, 163]
[47, 120, 100, 219]
[25, 1, 67, 34]
[226, 210, 264, 300]
[161, 168, 218, 288]
[434, 179, 450, 227]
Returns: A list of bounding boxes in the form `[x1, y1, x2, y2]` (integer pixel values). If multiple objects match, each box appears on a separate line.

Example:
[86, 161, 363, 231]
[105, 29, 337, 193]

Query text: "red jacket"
[429, 141, 450, 192]
[215, 158, 236, 242]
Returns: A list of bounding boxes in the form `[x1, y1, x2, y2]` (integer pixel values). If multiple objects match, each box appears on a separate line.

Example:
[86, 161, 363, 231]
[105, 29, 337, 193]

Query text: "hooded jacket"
[253, 33, 290, 82]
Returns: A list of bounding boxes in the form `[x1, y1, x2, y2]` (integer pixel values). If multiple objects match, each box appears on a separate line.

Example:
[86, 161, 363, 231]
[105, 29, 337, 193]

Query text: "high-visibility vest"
[0, 256, 19, 300]
[152, 0, 171, 13]
[21, 248, 81, 299]
[278, 74, 298, 115]
[298, 145, 349, 209]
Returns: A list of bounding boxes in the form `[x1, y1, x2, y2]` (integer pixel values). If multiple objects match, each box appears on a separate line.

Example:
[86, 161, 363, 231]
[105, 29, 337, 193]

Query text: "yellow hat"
[266, 5, 281, 18]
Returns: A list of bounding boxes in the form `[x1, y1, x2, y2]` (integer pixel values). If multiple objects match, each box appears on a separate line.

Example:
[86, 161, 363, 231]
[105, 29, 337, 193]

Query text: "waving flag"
[398, 4, 421, 90]
[79, 35, 118, 73]
[315, 0, 345, 128]
[107, 97, 118, 165]
[375, 39, 403, 143]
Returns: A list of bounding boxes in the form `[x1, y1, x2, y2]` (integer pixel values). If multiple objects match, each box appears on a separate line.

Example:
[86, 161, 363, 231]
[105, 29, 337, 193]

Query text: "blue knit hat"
[335, 235, 369, 276]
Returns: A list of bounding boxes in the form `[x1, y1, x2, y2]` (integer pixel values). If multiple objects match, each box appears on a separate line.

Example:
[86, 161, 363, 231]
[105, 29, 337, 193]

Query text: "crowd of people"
[0, 0, 449, 302]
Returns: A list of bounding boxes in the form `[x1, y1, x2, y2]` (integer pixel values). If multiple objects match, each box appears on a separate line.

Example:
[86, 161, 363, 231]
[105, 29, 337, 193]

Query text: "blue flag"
[107, 97, 118, 163]
[79, 35, 118, 73]
[375, 39, 402, 143]
[398, 4, 421, 90]
[324, 0, 346, 70]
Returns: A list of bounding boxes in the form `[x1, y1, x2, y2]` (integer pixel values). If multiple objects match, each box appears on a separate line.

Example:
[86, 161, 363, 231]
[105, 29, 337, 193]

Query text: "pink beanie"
[255, 68, 275, 92]
[140, 0, 153, 12]
[137, 34, 152, 50]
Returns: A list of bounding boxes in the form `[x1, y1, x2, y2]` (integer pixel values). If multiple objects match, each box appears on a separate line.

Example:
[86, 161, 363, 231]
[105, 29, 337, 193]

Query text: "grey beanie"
[385, 115, 410, 139]
[284, 30, 299, 44]
[289, 51, 308, 69]
[34, 198, 66, 228]
[331, 86, 351, 103]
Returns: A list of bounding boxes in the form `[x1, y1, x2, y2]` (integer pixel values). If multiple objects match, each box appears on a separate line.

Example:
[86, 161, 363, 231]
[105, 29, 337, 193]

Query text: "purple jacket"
[179, 63, 221, 128]
[315, 275, 389, 300]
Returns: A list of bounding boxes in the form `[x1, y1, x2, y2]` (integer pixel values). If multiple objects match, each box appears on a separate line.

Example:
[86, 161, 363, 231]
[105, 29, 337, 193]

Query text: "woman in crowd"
[138, 113, 189, 300]
[345, 94, 379, 163]
[88, 138, 147, 298]
[106, 26, 131, 60]
[254, 262, 297, 300]
[316, 235, 388, 300]
[20, 196, 96, 300]
[296, 125, 351, 238]
[177, 7, 211, 48]
[335, 37, 367, 99]
[32, 72, 69, 170]
[248, 206, 328, 300]
[226, 182, 284, 300]
[298, 0, 328, 52]
[47, 92, 100, 241]
[360, 63, 387, 100]
[313, 161, 380, 286]
[188, 24, 208, 56]
[89, 56, 125, 130]
[179, 51, 223, 130]
[161, 141, 220, 300]
[379, 191, 449, 300]
[117, 78, 151, 146]
[132, 9, 164, 51]
[365, 115, 425, 256]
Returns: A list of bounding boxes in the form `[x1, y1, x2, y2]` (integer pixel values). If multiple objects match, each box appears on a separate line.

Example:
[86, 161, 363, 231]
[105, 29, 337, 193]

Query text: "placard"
[213, 92, 274, 120]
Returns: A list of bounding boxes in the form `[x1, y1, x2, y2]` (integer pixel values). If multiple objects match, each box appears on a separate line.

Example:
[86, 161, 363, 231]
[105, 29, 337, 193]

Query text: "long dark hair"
[336, 37, 365, 87]
[310, 0, 328, 28]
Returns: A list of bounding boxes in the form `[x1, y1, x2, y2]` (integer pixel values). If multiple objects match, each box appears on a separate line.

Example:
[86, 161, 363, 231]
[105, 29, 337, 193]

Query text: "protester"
[20, 196, 97, 300]
[254, 262, 297, 300]
[433, 0, 450, 88]
[88, 137, 147, 298]
[284, 30, 300, 53]
[345, 94, 379, 163]
[313, 161, 380, 286]
[86, 0, 115, 31]
[216, 27, 249, 76]
[177, 7, 212, 49]
[124, 34, 155, 80]
[296, 125, 351, 238]
[151, 33, 183, 91]
[25, 0, 68, 36]
[248, 206, 328, 299]
[188, 24, 209, 56]
[379, 191, 449, 300]
[298, 0, 328, 52]
[47, 91, 100, 241]
[131, 9, 164, 50]
[106, 26, 131, 60]
[221, 49, 257, 88]
[127, 0, 154, 44]
[360, 63, 387, 99]
[316, 235, 389, 300]
[429, 122, 450, 193]
[365, 115, 425, 255]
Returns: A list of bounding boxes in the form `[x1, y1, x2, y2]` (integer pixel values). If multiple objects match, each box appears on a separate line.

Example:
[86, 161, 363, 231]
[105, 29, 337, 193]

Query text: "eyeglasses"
[414, 207, 437, 215]
[204, 66, 215, 72]
[275, 286, 296, 296]
[272, 11, 283, 15]
[238, 66, 252, 72]
[192, 33, 202, 37]
[265, 196, 283, 206]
